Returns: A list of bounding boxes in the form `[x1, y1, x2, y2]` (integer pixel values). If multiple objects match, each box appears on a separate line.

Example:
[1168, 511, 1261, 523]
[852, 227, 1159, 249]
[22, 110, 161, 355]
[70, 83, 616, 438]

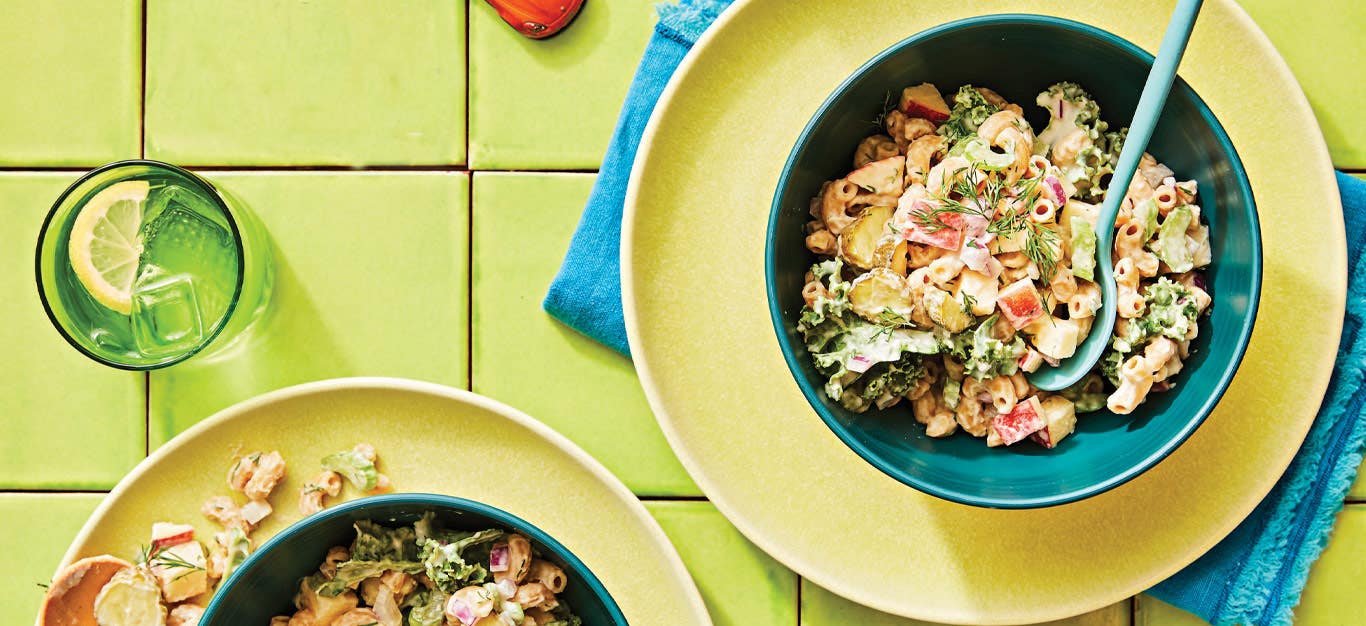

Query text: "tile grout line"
[139, 0, 147, 159]
[1, 489, 112, 495]
[466, 175, 475, 394]
[465, 0, 474, 394]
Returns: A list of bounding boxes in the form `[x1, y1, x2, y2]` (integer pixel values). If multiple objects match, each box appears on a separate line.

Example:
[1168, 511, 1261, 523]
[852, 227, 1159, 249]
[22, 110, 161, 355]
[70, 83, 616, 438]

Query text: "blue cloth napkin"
[542, 0, 733, 356]
[542, 2, 1366, 623]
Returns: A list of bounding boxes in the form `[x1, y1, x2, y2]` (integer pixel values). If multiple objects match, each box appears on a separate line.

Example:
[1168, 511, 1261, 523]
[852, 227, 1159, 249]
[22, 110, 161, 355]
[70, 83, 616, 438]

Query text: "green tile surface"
[0, 174, 145, 489]
[1239, 0, 1366, 168]
[148, 172, 469, 446]
[6, 2, 1366, 625]
[801, 580, 1131, 626]
[649, 500, 798, 626]
[2, 493, 103, 626]
[471, 172, 696, 495]
[469, 0, 658, 169]
[145, 0, 467, 166]
[1295, 505, 1366, 624]
[0, 1, 140, 166]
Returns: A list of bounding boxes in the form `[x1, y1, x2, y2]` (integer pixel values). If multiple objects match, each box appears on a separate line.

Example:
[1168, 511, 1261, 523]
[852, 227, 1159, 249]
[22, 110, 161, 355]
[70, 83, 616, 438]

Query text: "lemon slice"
[92, 565, 167, 626]
[68, 180, 150, 315]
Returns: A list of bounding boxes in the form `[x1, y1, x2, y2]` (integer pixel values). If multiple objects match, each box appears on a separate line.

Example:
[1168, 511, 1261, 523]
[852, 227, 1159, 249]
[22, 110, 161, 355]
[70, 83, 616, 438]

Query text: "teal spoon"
[1027, 0, 1204, 391]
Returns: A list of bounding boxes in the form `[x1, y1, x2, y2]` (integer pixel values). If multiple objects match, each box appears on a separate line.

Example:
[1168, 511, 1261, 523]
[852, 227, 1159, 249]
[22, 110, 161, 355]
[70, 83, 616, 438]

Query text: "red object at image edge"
[485, 0, 586, 39]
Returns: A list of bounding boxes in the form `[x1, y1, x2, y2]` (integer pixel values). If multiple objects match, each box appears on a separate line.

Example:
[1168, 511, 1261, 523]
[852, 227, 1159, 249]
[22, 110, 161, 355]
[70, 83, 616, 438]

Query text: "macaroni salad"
[798, 82, 1212, 448]
[275, 516, 583, 626]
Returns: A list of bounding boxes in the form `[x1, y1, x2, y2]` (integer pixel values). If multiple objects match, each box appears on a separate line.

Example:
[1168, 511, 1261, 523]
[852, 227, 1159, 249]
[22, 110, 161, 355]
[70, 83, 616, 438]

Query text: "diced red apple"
[992, 396, 1045, 446]
[151, 522, 196, 550]
[997, 278, 1046, 329]
[846, 155, 905, 196]
[151, 540, 209, 603]
[1030, 396, 1078, 448]
[898, 83, 950, 123]
[904, 208, 965, 250]
[1017, 348, 1044, 373]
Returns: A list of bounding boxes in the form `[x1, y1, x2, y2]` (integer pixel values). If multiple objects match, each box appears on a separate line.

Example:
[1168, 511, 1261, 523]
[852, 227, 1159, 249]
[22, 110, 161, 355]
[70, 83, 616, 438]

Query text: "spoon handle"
[1096, 0, 1204, 253]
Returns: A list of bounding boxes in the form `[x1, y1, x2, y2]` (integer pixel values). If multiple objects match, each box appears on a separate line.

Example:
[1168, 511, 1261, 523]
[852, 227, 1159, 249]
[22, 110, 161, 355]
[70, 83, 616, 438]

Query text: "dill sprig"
[869, 90, 894, 130]
[908, 166, 1060, 281]
[872, 309, 909, 339]
[960, 293, 978, 316]
[138, 542, 208, 583]
[877, 309, 909, 326]
[136, 543, 156, 565]
[910, 169, 993, 232]
[1022, 220, 1061, 282]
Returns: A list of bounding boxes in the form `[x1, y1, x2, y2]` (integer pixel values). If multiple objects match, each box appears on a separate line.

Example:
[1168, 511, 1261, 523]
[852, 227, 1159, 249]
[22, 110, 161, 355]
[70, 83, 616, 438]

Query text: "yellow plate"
[623, 0, 1345, 623]
[51, 378, 712, 625]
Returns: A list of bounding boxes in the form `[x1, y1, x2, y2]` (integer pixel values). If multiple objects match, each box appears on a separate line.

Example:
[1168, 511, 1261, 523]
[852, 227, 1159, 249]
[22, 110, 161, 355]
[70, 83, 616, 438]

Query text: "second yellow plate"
[623, 0, 1345, 623]
[51, 378, 712, 625]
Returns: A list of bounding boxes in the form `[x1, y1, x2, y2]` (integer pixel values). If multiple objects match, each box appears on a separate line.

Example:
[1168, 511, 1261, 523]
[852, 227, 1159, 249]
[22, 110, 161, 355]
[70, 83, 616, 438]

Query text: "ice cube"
[141, 183, 185, 226]
[138, 205, 238, 328]
[130, 274, 205, 358]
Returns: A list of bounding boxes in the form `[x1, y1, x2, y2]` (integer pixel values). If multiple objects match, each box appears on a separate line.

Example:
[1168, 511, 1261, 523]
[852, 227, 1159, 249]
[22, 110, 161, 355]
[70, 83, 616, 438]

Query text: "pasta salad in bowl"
[765, 15, 1260, 508]
[799, 81, 1212, 448]
[199, 494, 625, 625]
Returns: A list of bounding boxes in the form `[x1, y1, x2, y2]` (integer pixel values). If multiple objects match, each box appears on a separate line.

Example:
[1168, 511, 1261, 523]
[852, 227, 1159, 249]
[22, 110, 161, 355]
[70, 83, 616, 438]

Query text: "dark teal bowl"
[201, 493, 627, 624]
[766, 15, 1261, 509]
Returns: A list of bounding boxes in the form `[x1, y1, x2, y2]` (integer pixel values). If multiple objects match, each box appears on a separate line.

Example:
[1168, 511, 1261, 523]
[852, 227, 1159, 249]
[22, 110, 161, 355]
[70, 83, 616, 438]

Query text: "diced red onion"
[848, 355, 874, 374]
[1191, 272, 1207, 291]
[447, 598, 476, 625]
[961, 214, 988, 239]
[1045, 176, 1066, 205]
[984, 256, 1004, 279]
[489, 543, 509, 572]
[960, 235, 993, 273]
[497, 578, 518, 599]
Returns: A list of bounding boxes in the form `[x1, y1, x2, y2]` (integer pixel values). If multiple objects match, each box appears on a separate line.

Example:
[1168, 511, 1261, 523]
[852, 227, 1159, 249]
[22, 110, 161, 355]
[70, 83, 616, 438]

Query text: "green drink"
[36, 161, 272, 369]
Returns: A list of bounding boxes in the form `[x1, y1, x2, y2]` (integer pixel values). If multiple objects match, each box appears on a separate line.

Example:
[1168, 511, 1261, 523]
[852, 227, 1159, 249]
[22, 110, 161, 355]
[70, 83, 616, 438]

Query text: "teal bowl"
[201, 493, 627, 624]
[766, 15, 1261, 509]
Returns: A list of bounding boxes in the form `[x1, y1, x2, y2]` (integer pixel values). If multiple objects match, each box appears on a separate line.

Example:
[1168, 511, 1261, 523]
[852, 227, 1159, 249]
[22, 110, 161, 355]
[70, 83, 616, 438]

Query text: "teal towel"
[542, 1, 1366, 622]
[542, 0, 733, 356]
